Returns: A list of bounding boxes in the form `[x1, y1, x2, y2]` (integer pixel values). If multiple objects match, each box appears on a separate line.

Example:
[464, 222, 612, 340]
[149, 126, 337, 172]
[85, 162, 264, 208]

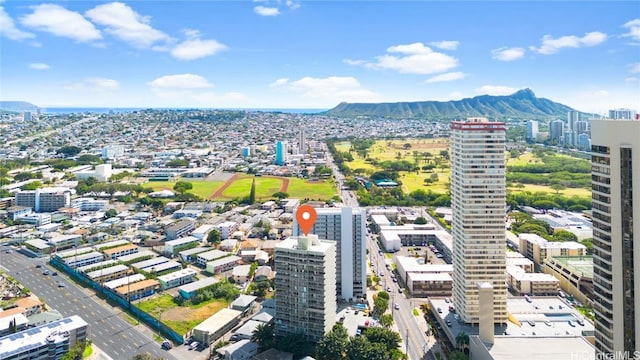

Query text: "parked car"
[36, 264, 42, 268]
[43, 270, 50, 275]
[189, 341, 200, 350]
[51, 272, 58, 276]
[161, 339, 173, 350]
[58, 282, 65, 288]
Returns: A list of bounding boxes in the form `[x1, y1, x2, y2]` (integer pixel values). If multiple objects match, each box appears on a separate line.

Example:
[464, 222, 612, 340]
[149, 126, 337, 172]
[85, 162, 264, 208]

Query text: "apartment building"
[15, 187, 71, 212]
[274, 235, 337, 342]
[165, 219, 196, 240]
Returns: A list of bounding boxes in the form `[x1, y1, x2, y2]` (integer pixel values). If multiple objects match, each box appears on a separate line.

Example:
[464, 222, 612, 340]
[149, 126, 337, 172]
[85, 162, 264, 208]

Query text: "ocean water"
[43, 107, 327, 115]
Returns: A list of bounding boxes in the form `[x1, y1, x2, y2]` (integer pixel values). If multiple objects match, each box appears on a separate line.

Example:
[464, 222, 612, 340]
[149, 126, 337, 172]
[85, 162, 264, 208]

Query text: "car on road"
[5, 249, 12, 254]
[189, 341, 200, 350]
[51, 272, 58, 276]
[161, 339, 173, 350]
[398, 288, 403, 293]
[394, 303, 400, 310]
[437, 307, 443, 313]
[58, 282, 65, 287]
[446, 320, 452, 327]
[36, 264, 42, 268]
[386, 287, 392, 292]
[392, 278, 398, 283]
[43, 270, 50, 275]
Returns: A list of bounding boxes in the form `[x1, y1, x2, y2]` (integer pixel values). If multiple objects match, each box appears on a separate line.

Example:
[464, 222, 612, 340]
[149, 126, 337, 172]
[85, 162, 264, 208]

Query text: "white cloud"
[530, 31, 607, 54]
[352, 42, 458, 75]
[625, 77, 638, 82]
[622, 18, 640, 42]
[171, 38, 227, 60]
[628, 62, 640, 74]
[425, 72, 466, 83]
[491, 47, 525, 61]
[0, 6, 35, 40]
[475, 85, 519, 96]
[85, 2, 170, 48]
[147, 74, 213, 89]
[20, 4, 101, 42]
[286, 0, 301, 10]
[254, 6, 280, 16]
[270, 76, 379, 103]
[66, 77, 120, 91]
[429, 40, 459, 50]
[29, 63, 50, 70]
[343, 59, 366, 66]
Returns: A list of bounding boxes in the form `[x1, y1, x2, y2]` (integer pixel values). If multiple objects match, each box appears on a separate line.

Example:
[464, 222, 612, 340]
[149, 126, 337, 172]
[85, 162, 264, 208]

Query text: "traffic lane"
[3, 251, 175, 360]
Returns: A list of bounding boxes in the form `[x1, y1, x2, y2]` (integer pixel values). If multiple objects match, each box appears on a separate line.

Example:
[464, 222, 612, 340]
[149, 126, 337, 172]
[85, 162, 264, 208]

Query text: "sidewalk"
[87, 344, 113, 360]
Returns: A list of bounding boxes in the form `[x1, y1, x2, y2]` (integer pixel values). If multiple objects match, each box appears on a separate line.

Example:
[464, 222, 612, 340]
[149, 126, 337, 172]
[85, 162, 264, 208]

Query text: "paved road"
[0, 247, 177, 360]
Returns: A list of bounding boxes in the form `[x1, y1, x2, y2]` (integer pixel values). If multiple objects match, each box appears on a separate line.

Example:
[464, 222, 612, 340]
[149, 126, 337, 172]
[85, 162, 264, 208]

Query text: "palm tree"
[455, 331, 470, 354]
[251, 323, 274, 351]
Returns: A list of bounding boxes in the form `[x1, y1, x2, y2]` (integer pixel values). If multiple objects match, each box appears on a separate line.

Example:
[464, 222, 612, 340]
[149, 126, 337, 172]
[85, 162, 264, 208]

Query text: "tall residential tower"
[293, 206, 366, 301]
[450, 117, 507, 324]
[274, 235, 337, 342]
[591, 118, 640, 355]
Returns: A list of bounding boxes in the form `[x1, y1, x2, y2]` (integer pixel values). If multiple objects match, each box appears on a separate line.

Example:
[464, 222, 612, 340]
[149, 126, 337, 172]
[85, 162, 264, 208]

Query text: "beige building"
[543, 256, 593, 305]
[518, 233, 586, 266]
[450, 118, 508, 324]
[506, 266, 559, 295]
[591, 118, 640, 355]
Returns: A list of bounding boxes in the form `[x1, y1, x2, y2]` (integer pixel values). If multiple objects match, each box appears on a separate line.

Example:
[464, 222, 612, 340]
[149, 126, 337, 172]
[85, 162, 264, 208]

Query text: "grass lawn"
[137, 294, 230, 335]
[508, 184, 591, 198]
[119, 312, 139, 326]
[82, 345, 93, 358]
[399, 170, 450, 194]
[506, 151, 543, 166]
[220, 175, 283, 200]
[142, 180, 224, 199]
[286, 178, 337, 200]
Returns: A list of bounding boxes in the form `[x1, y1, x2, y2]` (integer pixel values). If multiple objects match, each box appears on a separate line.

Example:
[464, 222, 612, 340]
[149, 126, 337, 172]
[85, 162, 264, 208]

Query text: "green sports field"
[142, 180, 223, 199]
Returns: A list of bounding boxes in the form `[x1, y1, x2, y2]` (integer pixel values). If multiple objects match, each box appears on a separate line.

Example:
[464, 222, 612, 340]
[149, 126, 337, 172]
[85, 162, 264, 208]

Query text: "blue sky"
[1, 1, 639, 113]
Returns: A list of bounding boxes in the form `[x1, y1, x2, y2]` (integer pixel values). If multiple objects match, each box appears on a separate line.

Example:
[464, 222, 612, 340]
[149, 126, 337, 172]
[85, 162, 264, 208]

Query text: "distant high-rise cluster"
[608, 108, 637, 120]
[450, 117, 507, 325]
[591, 118, 640, 355]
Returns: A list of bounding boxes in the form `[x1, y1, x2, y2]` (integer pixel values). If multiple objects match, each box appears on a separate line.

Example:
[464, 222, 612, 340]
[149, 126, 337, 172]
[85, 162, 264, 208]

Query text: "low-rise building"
[178, 277, 220, 299]
[214, 221, 239, 240]
[164, 236, 199, 256]
[407, 272, 453, 297]
[114, 279, 160, 301]
[196, 250, 230, 267]
[131, 256, 170, 270]
[102, 244, 139, 260]
[216, 339, 259, 360]
[232, 265, 252, 284]
[543, 256, 593, 305]
[62, 251, 104, 268]
[0, 315, 88, 359]
[230, 295, 257, 313]
[192, 224, 216, 240]
[47, 234, 82, 251]
[219, 239, 238, 252]
[141, 260, 182, 275]
[192, 308, 242, 346]
[506, 266, 560, 295]
[518, 233, 587, 266]
[206, 256, 241, 274]
[165, 219, 196, 240]
[103, 274, 147, 290]
[24, 239, 53, 256]
[179, 247, 211, 263]
[86, 264, 131, 283]
[157, 268, 198, 290]
[117, 249, 156, 264]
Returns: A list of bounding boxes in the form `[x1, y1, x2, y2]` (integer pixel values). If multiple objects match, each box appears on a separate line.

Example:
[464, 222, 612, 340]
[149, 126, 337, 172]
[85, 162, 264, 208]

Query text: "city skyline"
[0, 1, 639, 112]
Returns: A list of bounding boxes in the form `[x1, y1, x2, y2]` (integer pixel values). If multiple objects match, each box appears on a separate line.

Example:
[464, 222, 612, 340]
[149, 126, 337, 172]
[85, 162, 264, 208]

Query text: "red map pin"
[296, 205, 317, 236]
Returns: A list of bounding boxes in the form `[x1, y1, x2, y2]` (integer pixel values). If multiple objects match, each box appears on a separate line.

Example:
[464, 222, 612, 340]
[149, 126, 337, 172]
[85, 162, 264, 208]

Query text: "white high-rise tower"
[591, 119, 640, 355]
[293, 206, 366, 301]
[450, 117, 507, 325]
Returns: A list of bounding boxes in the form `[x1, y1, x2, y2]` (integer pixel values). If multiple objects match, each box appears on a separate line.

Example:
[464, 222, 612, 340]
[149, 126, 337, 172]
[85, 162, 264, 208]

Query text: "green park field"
[337, 139, 591, 198]
[142, 180, 223, 199]
[143, 174, 336, 201]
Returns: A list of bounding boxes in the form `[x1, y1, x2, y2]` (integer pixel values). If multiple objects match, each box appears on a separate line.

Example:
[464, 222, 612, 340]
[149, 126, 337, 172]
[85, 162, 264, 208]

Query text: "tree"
[551, 183, 566, 194]
[553, 229, 578, 242]
[316, 324, 348, 360]
[275, 333, 314, 358]
[363, 327, 401, 351]
[272, 191, 289, 199]
[207, 229, 222, 244]
[449, 351, 469, 360]
[56, 145, 82, 157]
[249, 178, 256, 204]
[104, 209, 118, 219]
[346, 336, 388, 360]
[172, 181, 193, 195]
[379, 313, 394, 328]
[373, 295, 389, 317]
[414, 217, 427, 225]
[455, 331, 470, 353]
[251, 323, 274, 351]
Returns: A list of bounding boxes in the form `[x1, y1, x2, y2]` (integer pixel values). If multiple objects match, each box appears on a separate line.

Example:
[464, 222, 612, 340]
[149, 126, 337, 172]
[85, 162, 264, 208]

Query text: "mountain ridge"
[0, 101, 40, 112]
[324, 89, 584, 120]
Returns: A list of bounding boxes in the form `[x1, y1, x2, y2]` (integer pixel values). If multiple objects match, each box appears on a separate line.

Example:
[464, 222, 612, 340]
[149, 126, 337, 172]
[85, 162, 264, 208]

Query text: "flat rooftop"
[550, 256, 593, 278]
[471, 335, 595, 360]
[430, 296, 594, 342]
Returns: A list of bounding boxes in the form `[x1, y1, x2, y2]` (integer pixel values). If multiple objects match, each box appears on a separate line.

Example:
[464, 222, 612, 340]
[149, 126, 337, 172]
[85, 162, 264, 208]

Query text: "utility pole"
[405, 327, 409, 356]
